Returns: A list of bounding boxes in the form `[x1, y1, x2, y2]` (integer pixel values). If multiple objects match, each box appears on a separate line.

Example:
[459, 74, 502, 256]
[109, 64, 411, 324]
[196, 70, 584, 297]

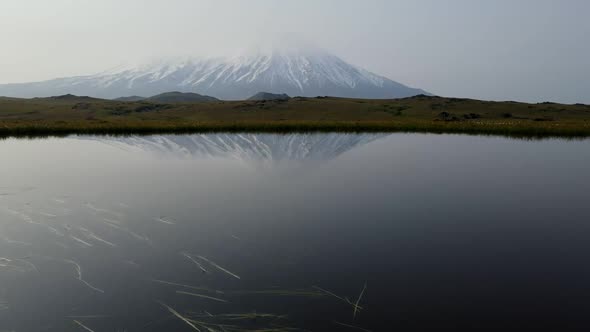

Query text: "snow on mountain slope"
[0, 48, 427, 100]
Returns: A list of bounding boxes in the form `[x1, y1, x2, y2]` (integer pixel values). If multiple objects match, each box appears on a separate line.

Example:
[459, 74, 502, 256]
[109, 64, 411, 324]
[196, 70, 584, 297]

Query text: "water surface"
[1, 133, 590, 331]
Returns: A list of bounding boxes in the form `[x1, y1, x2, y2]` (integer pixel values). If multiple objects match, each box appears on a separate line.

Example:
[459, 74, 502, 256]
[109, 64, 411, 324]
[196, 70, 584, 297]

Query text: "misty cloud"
[0, 0, 589, 103]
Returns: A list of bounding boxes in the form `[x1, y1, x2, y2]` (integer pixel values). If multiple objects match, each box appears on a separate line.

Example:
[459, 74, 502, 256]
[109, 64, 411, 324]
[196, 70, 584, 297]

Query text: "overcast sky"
[1, 0, 588, 103]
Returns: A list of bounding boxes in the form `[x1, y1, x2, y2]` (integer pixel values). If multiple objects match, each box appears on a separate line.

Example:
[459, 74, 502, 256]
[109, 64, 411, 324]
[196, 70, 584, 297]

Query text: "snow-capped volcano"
[0, 47, 427, 100]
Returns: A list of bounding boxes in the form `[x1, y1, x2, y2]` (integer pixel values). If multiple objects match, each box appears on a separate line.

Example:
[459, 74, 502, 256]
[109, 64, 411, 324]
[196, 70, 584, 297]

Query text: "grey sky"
[1, 0, 588, 103]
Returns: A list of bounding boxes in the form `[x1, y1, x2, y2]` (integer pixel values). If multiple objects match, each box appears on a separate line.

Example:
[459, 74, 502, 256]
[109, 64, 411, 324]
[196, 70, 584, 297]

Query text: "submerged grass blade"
[102, 220, 123, 230]
[68, 315, 110, 319]
[0, 237, 31, 246]
[211, 313, 288, 321]
[312, 286, 346, 302]
[182, 252, 209, 273]
[64, 259, 104, 294]
[229, 289, 323, 297]
[158, 301, 202, 332]
[333, 321, 373, 332]
[151, 279, 224, 294]
[85, 202, 123, 218]
[176, 290, 228, 303]
[103, 218, 122, 225]
[313, 286, 363, 311]
[156, 216, 177, 225]
[197, 255, 241, 280]
[71, 236, 93, 247]
[87, 233, 117, 247]
[353, 283, 367, 319]
[73, 320, 97, 332]
[185, 319, 234, 332]
[14, 258, 39, 272]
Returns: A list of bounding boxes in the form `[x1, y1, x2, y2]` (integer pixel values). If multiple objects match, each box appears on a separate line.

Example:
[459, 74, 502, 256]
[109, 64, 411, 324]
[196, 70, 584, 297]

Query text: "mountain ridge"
[0, 48, 428, 100]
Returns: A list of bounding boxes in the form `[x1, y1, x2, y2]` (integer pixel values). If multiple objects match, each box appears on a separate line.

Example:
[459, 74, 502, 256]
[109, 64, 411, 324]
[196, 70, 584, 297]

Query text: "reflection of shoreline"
[80, 133, 389, 162]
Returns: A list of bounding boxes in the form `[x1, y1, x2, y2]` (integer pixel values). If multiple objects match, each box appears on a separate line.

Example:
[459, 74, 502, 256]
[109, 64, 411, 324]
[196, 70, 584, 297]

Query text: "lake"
[1, 133, 590, 331]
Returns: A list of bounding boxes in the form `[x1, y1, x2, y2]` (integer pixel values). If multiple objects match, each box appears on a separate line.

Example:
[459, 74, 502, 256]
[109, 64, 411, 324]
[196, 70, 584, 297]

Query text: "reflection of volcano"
[83, 133, 389, 162]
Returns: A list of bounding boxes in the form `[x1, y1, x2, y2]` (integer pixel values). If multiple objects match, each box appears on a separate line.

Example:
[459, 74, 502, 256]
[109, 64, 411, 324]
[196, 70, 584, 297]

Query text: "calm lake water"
[1, 133, 590, 331]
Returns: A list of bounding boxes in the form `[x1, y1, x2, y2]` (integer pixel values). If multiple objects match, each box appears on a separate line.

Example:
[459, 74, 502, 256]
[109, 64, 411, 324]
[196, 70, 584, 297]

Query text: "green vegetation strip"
[1, 95, 589, 138]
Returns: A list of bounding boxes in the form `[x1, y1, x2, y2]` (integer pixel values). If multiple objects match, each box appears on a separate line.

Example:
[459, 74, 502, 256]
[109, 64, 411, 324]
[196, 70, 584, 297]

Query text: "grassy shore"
[1, 94, 589, 138]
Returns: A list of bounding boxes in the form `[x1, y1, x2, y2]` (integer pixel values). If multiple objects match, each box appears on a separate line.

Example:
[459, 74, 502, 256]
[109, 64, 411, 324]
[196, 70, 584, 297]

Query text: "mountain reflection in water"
[78, 133, 389, 162]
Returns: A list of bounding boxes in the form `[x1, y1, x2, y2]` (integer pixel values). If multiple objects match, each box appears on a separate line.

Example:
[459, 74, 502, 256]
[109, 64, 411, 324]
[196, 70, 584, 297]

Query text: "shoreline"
[1, 121, 589, 139]
[1, 95, 589, 138]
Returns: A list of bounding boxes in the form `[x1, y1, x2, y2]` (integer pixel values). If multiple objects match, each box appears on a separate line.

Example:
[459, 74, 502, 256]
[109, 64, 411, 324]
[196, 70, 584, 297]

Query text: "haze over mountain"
[2, 1, 589, 103]
[0, 46, 427, 100]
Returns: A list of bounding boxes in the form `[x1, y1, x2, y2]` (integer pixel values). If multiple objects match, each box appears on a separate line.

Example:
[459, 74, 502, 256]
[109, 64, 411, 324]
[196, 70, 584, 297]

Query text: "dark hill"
[147, 92, 218, 103]
[114, 96, 146, 102]
[248, 92, 291, 101]
[39, 94, 104, 102]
